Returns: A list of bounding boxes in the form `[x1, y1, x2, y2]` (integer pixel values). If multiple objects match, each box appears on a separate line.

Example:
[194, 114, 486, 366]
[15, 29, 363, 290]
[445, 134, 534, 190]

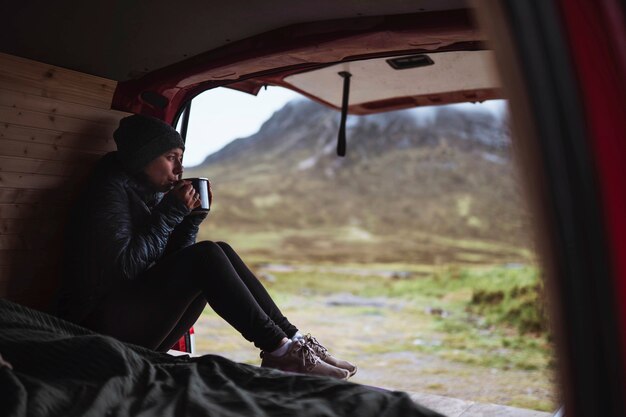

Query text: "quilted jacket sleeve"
[92, 180, 191, 280]
[163, 212, 208, 256]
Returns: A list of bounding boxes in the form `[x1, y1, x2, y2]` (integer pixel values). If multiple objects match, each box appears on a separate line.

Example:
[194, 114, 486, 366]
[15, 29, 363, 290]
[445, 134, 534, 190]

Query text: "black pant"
[82, 241, 298, 352]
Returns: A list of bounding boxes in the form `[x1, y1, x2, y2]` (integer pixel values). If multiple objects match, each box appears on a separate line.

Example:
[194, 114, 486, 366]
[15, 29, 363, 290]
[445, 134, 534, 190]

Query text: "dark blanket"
[0, 300, 442, 417]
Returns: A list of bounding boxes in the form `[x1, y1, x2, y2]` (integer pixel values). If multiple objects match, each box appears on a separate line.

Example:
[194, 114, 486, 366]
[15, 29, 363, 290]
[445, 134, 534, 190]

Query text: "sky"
[181, 87, 300, 166]
[180, 86, 507, 167]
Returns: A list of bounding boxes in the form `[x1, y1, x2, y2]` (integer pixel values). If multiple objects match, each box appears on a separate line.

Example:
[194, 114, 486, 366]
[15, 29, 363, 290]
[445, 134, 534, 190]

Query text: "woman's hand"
[169, 180, 201, 210]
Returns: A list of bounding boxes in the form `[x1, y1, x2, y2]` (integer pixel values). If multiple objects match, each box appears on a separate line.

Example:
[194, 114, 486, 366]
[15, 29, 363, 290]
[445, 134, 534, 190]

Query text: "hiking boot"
[260, 339, 350, 380]
[303, 334, 357, 377]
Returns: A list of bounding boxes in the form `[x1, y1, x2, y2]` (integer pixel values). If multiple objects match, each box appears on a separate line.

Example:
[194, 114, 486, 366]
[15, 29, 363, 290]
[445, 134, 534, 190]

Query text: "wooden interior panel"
[1, 218, 30, 234]
[0, 88, 128, 124]
[0, 53, 117, 109]
[0, 172, 83, 190]
[0, 105, 118, 138]
[0, 138, 101, 162]
[1, 123, 114, 152]
[0, 251, 30, 266]
[0, 202, 69, 220]
[0, 187, 76, 204]
[0, 155, 96, 177]
[0, 53, 129, 310]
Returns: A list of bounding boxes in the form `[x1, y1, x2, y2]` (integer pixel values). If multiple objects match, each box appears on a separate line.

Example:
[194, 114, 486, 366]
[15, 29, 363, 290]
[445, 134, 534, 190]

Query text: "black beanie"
[113, 114, 185, 173]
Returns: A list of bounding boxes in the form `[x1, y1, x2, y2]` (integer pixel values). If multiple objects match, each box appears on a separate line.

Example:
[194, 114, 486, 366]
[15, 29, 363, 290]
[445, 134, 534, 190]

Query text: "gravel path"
[192, 293, 557, 412]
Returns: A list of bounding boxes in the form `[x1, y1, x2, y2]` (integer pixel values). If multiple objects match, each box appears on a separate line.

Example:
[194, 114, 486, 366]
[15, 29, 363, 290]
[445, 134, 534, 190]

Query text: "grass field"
[193, 261, 558, 412]
[197, 226, 535, 266]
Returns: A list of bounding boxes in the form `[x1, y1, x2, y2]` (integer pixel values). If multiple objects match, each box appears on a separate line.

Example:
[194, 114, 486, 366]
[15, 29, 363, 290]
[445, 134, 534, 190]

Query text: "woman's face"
[143, 148, 184, 192]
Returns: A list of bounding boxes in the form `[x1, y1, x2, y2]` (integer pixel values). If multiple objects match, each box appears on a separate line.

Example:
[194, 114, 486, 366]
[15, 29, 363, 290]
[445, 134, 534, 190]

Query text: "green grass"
[260, 264, 553, 372]
[196, 262, 557, 411]
[197, 225, 534, 266]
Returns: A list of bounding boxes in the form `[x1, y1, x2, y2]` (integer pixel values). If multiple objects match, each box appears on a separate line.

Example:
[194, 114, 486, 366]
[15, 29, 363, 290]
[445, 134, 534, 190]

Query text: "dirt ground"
[193, 292, 557, 412]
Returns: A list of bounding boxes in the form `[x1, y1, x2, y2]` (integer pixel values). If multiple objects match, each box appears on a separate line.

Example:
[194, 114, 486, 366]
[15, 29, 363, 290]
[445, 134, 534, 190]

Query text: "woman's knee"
[215, 241, 233, 252]
[192, 240, 224, 256]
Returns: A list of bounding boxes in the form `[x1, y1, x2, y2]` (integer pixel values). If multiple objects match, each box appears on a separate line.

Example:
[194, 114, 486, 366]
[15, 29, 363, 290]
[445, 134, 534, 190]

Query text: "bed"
[0, 299, 442, 417]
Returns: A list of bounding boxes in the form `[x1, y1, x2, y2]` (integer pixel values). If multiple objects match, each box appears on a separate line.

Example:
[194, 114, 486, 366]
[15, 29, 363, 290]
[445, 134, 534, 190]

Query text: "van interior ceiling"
[1, 0, 625, 416]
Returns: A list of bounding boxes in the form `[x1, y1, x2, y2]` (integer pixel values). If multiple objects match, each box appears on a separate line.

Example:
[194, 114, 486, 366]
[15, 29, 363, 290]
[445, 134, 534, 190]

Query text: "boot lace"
[293, 340, 320, 371]
[304, 334, 329, 359]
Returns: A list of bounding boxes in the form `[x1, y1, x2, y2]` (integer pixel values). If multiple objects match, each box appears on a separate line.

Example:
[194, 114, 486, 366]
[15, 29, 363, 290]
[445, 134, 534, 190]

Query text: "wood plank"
[0, 73, 113, 112]
[0, 265, 54, 283]
[0, 255, 61, 269]
[0, 138, 103, 161]
[0, 219, 30, 235]
[0, 237, 60, 251]
[0, 274, 8, 293]
[0, 246, 61, 262]
[0, 202, 70, 219]
[1, 121, 116, 152]
[0, 88, 129, 126]
[0, 227, 64, 250]
[2, 288, 59, 311]
[0, 275, 61, 308]
[0, 268, 57, 289]
[0, 256, 62, 277]
[0, 250, 60, 267]
[0, 172, 67, 190]
[0, 155, 96, 177]
[0, 266, 17, 282]
[0, 219, 62, 237]
[0, 171, 83, 190]
[0, 104, 118, 138]
[0, 246, 62, 308]
[0, 200, 66, 250]
[0, 187, 76, 204]
[0, 52, 117, 109]
[0, 250, 30, 265]
[0, 235, 24, 250]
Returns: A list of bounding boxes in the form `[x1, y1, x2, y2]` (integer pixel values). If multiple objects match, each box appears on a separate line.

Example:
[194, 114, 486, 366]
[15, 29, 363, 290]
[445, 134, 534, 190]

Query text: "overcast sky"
[181, 86, 507, 167]
[180, 87, 300, 166]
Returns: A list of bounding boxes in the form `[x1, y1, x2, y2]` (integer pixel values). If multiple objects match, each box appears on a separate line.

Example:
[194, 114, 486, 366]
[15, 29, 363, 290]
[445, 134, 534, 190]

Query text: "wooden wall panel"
[0, 187, 75, 204]
[0, 52, 129, 310]
[1, 138, 101, 161]
[1, 218, 30, 234]
[0, 172, 83, 190]
[0, 202, 69, 220]
[1, 123, 114, 152]
[0, 53, 117, 109]
[0, 155, 95, 177]
[0, 105, 118, 138]
[0, 88, 128, 124]
[0, 251, 30, 266]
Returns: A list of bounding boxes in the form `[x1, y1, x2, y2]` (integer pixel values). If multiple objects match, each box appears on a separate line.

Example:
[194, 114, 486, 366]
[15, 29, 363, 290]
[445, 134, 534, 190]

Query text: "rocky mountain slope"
[187, 99, 533, 263]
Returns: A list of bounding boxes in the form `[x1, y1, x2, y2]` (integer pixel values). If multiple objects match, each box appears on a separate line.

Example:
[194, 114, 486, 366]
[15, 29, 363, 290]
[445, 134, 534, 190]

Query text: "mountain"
[187, 99, 532, 264]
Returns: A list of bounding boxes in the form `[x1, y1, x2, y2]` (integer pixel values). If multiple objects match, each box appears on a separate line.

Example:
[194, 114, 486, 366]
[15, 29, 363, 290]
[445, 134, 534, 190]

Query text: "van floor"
[405, 392, 551, 417]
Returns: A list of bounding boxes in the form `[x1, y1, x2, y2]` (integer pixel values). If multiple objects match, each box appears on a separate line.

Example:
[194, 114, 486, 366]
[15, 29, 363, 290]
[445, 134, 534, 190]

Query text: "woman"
[55, 114, 356, 380]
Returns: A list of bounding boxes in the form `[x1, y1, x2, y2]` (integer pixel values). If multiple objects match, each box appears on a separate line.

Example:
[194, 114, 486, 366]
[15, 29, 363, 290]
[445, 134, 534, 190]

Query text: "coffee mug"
[184, 177, 211, 214]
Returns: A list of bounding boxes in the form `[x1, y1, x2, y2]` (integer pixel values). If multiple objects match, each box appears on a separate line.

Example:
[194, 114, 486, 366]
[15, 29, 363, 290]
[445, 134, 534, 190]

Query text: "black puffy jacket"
[55, 152, 205, 323]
